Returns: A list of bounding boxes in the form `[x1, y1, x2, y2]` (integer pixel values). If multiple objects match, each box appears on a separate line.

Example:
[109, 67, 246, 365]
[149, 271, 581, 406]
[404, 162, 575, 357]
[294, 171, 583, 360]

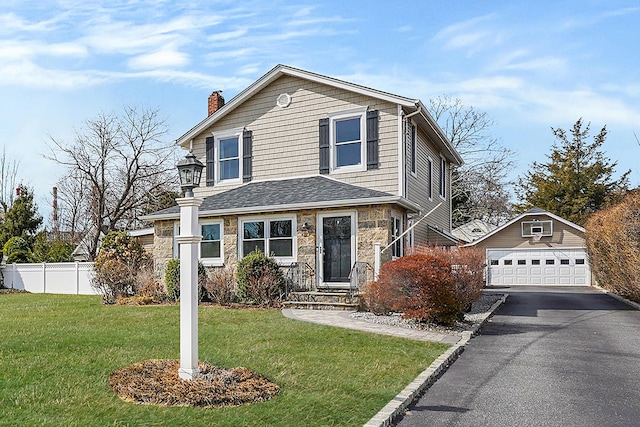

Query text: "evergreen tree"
[0, 185, 43, 251]
[516, 118, 630, 225]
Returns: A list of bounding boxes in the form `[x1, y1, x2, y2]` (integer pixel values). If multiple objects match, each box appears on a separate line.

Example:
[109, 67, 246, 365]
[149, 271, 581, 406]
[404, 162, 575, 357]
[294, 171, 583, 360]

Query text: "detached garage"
[467, 207, 591, 287]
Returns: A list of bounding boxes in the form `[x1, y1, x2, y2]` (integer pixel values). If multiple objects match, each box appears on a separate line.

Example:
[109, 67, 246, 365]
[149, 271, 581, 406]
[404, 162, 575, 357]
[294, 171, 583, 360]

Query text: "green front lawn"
[0, 294, 449, 426]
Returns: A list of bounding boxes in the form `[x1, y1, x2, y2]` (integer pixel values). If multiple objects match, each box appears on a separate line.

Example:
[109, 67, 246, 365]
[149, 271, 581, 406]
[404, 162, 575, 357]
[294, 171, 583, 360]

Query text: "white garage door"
[486, 248, 590, 286]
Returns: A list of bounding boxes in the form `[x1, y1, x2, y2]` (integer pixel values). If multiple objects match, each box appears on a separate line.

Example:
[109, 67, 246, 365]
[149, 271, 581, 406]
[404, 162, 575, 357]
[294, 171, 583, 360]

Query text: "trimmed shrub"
[415, 246, 486, 311]
[164, 259, 207, 302]
[92, 231, 154, 304]
[363, 254, 464, 325]
[236, 248, 285, 306]
[203, 266, 237, 305]
[3, 236, 31, 263]
[585, 191, 640, 302]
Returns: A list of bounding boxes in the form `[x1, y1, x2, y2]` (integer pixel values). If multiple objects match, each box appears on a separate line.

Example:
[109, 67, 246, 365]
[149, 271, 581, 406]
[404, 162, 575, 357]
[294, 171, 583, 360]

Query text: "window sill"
[330, 165, 366, 175]
[200, 259, 224, 267]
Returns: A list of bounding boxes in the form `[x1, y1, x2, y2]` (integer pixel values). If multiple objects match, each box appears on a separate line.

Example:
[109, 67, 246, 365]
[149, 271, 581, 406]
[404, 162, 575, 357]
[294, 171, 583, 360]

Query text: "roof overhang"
[140, 195, 421, 222]
[465, 209, 586, 247]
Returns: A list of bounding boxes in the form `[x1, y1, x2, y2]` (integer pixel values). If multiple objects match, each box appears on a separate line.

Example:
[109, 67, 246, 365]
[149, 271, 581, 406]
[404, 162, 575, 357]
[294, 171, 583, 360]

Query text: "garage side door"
[486, 249, 590, 286]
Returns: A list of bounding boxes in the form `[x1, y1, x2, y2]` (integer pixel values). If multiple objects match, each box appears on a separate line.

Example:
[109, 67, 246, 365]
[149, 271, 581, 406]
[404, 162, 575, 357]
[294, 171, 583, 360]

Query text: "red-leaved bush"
[415, 246, 486, 311]
[363, 246, 487, 325]
[363, 254, 463, 325]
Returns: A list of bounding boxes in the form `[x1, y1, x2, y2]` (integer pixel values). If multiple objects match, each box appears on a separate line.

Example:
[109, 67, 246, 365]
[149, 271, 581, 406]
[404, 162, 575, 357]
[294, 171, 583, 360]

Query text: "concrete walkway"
[282, 308, 462, 344]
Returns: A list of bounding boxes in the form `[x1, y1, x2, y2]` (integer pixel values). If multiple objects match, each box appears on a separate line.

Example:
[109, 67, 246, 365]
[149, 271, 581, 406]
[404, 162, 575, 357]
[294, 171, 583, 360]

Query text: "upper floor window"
[329, 108, 367, 173]
[410, 124, 417, 176]
[439, 156, 446, 198]
[219, 136, 240, 181]
[427, 157, 433, 200]
[206, 128, 252, 186]
[319, 109, 378, 174]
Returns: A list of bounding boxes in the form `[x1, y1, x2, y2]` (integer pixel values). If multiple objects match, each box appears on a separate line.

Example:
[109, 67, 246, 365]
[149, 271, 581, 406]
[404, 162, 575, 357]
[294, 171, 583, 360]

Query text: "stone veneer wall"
[151, 204, 401, 286]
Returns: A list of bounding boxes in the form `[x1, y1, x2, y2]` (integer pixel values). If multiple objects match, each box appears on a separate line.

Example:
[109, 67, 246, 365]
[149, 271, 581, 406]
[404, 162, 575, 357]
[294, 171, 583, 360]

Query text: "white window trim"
[212, 127, 244, 186]
[199, 219, 224, 267]
[391, 213, 403, 259]
[316, 210, 357, 287]
[410, 123, 417, 177]
[328, 107, 367, 174]
[406, 218, 415, 254]
[427, 156, 433, 201]
[173, 220, 225, 267]
[439, 155, 447, 200]
[238, 214, 297, 264]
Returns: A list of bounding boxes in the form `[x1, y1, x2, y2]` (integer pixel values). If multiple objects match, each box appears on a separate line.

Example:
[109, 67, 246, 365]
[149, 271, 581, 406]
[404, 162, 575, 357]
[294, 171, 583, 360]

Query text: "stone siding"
[152, 204, 400, 286]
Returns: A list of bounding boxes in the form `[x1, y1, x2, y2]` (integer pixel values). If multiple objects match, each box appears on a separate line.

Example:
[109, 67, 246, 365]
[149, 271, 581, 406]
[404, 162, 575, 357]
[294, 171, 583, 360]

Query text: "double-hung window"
[173, 220, 224, 266]
[410, 124, 417, 176]
[427, 157, 433, 200]
[329, 108, 367, 172]
[213, 128, 243, 184]
[439, 156, 446, 198]
[240, 216, 296, 262]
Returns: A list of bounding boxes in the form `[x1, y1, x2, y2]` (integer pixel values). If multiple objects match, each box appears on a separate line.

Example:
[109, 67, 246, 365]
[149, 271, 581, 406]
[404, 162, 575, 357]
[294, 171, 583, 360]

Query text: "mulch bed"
[109, 359, 280, 408]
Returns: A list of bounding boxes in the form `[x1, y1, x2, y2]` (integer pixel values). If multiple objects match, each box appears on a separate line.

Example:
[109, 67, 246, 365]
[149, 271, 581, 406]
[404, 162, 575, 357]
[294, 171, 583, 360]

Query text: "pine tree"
[0, 185, 43, 250]
[516, 118, 630, 225]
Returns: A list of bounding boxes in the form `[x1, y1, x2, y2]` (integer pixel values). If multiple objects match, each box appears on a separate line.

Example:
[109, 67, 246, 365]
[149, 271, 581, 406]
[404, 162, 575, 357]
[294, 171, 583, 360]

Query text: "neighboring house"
[141, 64, 462, 290]
[127, 227, 155, 253]
[452, 219, 497, 243]
[467, 207, 591, 286]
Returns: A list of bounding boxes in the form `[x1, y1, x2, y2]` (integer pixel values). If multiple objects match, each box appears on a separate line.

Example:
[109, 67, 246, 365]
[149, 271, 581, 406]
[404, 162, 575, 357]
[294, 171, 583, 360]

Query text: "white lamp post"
[176, 151, 204, 380]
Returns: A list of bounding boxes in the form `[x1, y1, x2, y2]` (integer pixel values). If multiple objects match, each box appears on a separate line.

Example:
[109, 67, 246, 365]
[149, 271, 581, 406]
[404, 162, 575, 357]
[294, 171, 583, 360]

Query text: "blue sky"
[2, 0, 639, 223]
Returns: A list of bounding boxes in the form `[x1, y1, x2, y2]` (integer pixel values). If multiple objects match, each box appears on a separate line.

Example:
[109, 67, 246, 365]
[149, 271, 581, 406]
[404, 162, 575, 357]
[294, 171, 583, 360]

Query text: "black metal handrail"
[282, 262, 315, 294]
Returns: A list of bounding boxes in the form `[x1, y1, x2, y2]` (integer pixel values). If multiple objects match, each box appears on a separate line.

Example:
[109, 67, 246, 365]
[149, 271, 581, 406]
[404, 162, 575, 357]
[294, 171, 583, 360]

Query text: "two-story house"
[142, 64, 462, 290]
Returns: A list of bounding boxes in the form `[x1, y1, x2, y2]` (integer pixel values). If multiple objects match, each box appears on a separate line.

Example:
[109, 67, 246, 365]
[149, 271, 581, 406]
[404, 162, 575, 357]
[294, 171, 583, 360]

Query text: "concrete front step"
[281, 301, 359, 311]
[284, 291, 362, 310]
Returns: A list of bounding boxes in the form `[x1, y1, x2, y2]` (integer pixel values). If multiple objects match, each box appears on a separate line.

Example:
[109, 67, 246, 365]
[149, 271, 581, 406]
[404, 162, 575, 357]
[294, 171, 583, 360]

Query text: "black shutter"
[205, 136, 215, 186]
[319, 118, 330, 174]
[243, 130, 253, 182]
[366, 110, 379, 170]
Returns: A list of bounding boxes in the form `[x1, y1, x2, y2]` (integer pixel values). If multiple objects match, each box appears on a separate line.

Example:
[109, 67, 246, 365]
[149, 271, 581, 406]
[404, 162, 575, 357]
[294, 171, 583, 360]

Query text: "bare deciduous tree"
[48, 106, 178, 260]
[428, 95, 515, 226]
[0, 147, 20, 215]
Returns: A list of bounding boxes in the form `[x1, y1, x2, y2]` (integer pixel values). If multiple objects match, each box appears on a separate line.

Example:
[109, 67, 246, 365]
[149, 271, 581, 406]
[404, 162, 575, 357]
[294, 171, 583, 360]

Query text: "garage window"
[490, 260, 498, 265]
[532, 259, 540, 265]
[518, 260, 526, 265]
[561, 259, 570, 265]
[546, 259, 555, 265]
[576, 259, 585, 264]
[504, 260, 512, 265]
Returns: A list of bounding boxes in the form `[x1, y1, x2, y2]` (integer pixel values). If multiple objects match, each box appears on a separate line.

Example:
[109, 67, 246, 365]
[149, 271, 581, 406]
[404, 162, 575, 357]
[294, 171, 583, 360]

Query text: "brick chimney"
[208, 91, 225, 116]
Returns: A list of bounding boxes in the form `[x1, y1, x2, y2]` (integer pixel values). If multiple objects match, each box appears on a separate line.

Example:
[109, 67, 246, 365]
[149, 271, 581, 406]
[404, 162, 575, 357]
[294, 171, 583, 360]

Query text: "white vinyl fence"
[2, 262, 98, 295]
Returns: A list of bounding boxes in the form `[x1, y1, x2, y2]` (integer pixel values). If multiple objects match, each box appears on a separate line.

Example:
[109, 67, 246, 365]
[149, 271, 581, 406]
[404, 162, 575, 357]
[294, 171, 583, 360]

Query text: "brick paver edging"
[363, 293, 509, 427]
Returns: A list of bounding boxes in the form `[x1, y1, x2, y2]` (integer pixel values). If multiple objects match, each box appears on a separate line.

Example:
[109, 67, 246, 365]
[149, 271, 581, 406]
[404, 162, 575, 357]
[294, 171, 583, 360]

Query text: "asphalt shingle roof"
[148, 175, 394, 217]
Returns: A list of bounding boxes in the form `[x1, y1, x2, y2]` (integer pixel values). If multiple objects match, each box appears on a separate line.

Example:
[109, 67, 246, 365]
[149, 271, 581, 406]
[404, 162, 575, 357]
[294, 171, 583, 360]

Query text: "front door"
[318, 213, 355, 287]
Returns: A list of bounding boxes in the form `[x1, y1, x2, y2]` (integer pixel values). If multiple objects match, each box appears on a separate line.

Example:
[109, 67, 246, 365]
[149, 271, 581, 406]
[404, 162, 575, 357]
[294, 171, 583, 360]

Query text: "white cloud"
[433, 14, 501, 52]
[0, 60, 106, 88]
[128, 48, 190, 70]
[207, 28, 249, 42]
[0, 40, 87, 60]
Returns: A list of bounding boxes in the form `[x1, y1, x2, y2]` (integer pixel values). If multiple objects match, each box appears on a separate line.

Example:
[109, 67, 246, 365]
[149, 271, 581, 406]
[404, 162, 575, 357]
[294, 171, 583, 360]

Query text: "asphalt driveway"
[395, 286, 640, 427]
